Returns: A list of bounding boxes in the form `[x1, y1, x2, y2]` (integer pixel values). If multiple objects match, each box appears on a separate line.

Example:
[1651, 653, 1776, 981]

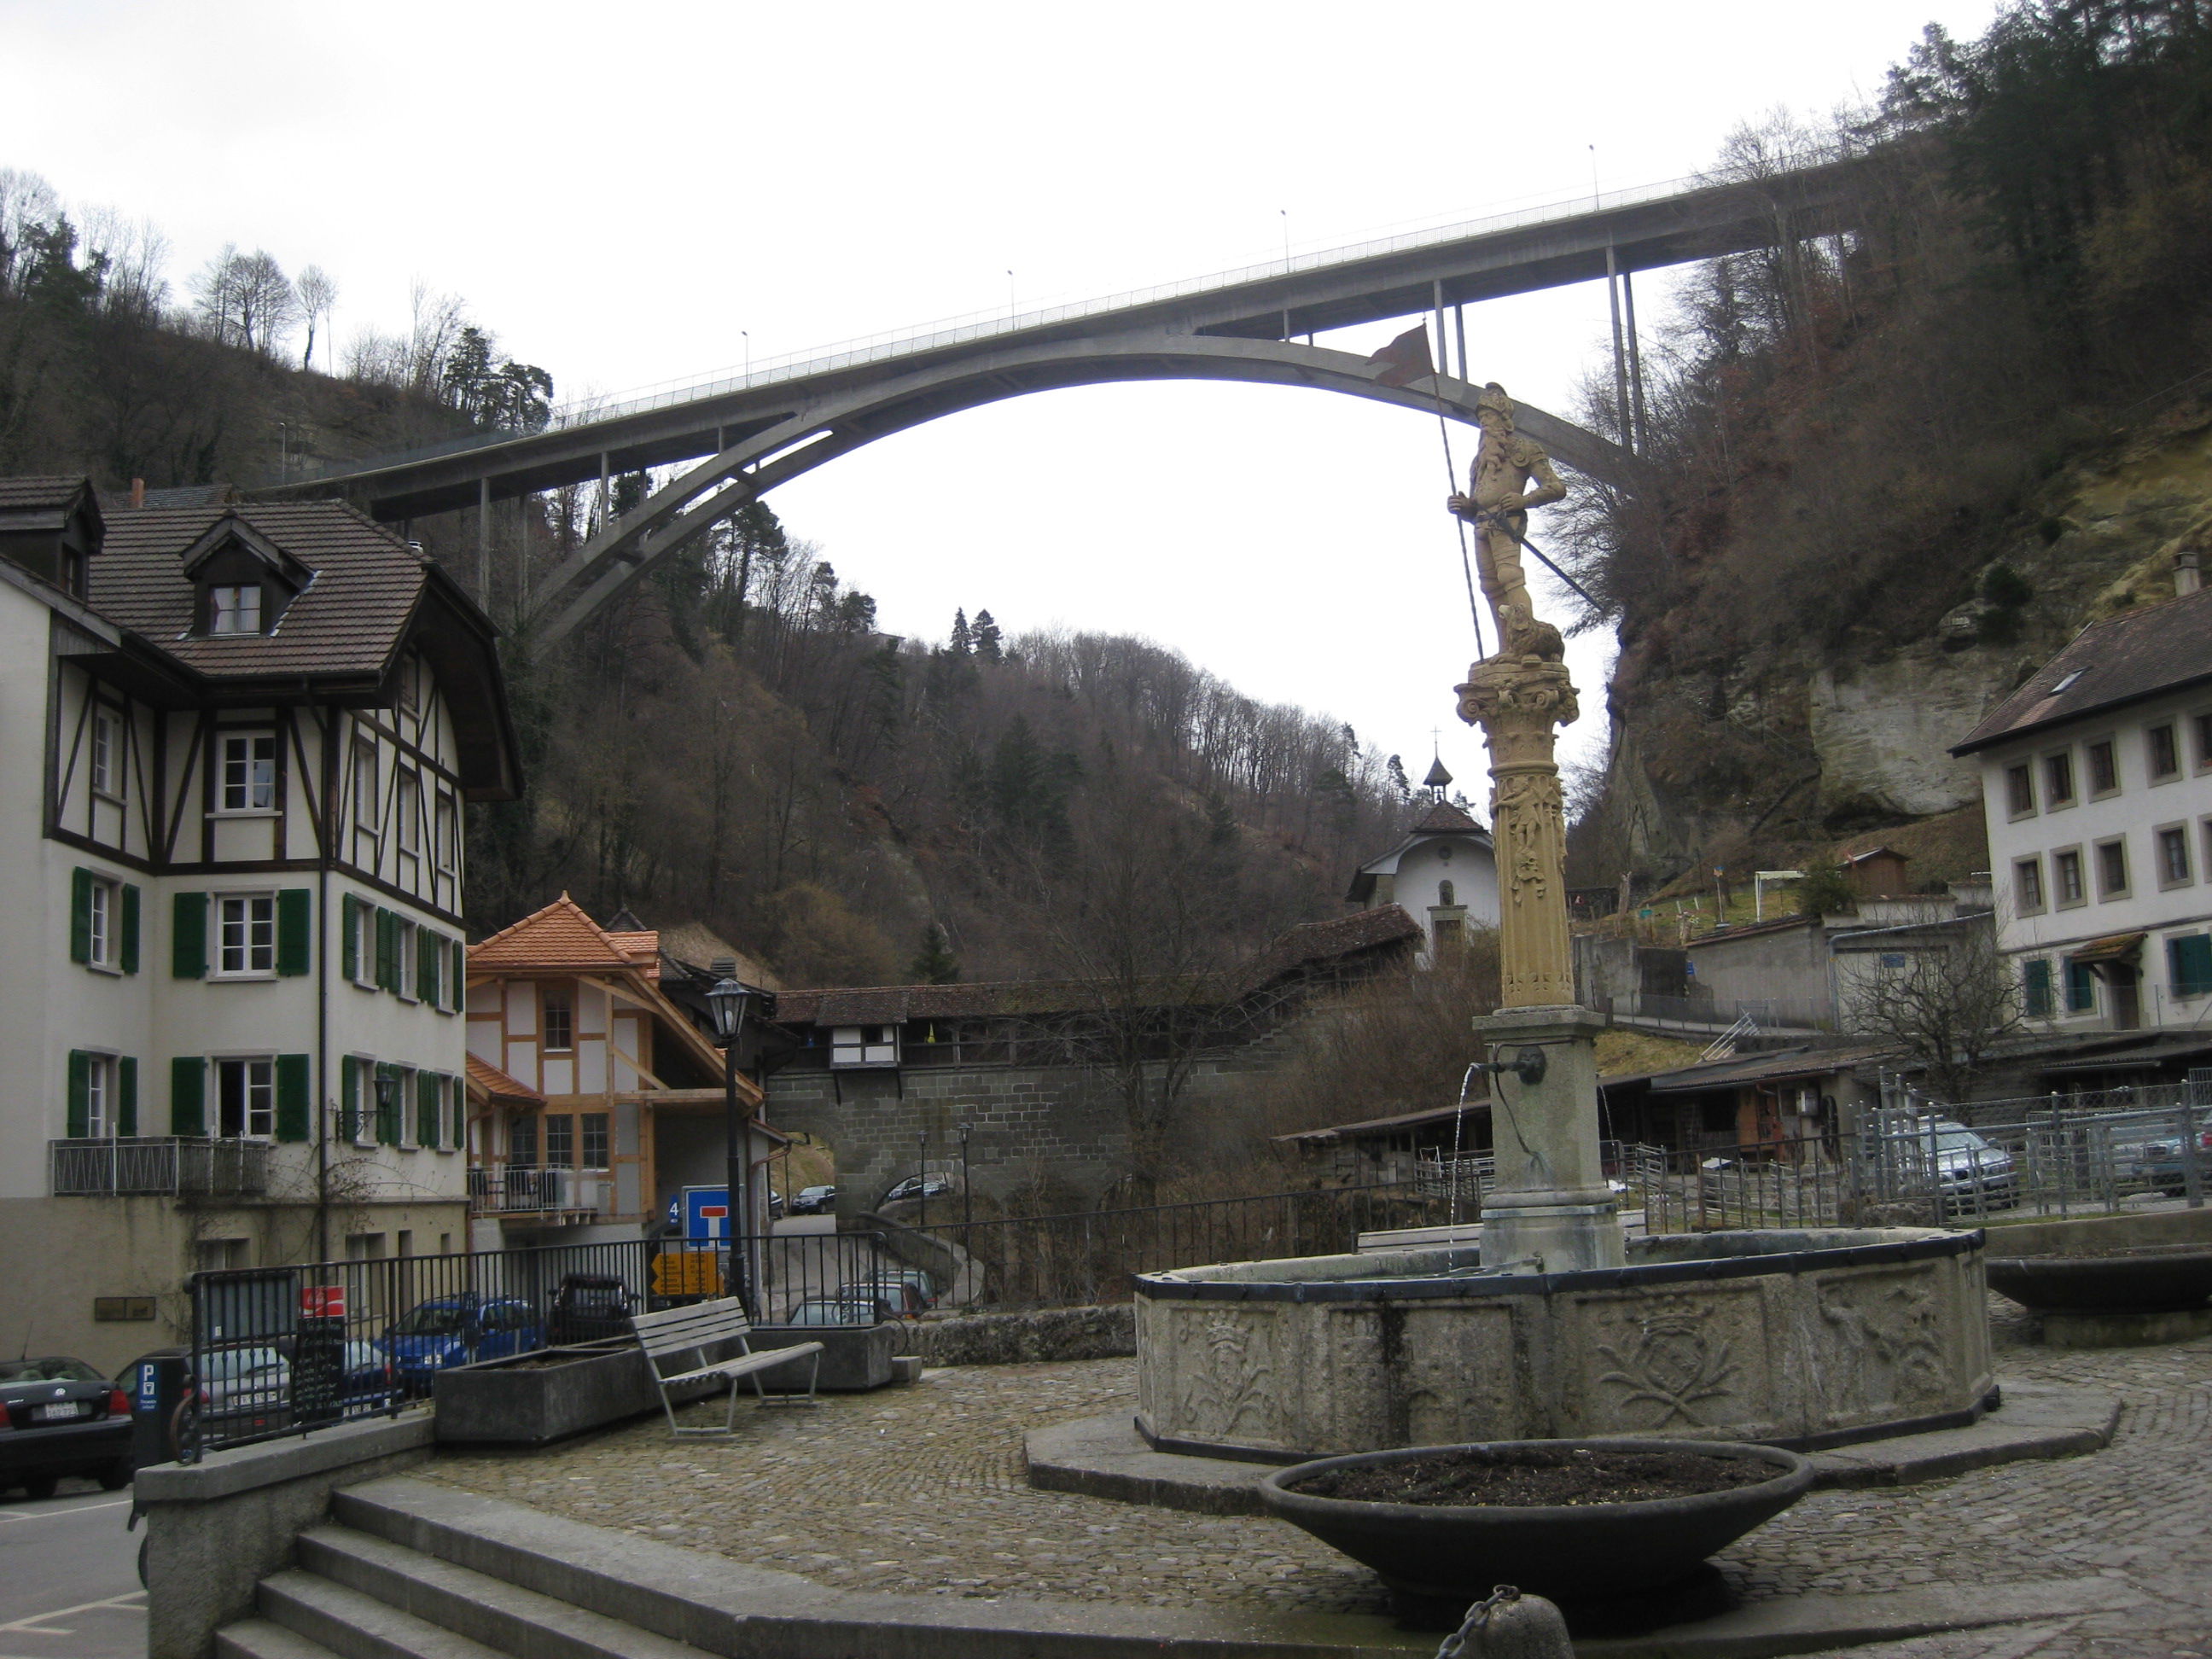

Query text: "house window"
[395, 771, 421, 853]
[2086, 739, 2117, 796]
[90, 707, 123, 800]
[2054, 849, 2086, 905]
[2158, 825, 2192, 888]
[2065, 960, 2098, 1013]
[509, 1115, 538, 1167]
[214, 894, 276, 975]
[2148, 722, 2180, 781]
[580, 1112, 609, 1171]
[352, 742, 379, 831]
[2043, 751, 2075, 807]
[208, 585, 263, 636]
[2195, 712, 2212, 770]
[2095, 837, 2129, 899]
[84, 1054, 111, 1137]
[2023, 958, 2054, 1018]
[393, 917, 418, 1000]
[2013, 857, 2045, 915]
[2171, 935, 2212, 999]
[214, 1057, 275, 1138]
[542, 987, 573, 1052]
[217, 732, 276, 812]
[830, 1025, 899, 1067]
[2005, 764, 2034, 817]
[434, 794, 457, 871]
[545, 1114, 573, 1168]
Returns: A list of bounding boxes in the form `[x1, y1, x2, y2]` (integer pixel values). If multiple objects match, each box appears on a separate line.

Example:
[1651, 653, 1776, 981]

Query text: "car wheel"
[20, 1474, 59, 1501]
[98, 1460, 133, 1492]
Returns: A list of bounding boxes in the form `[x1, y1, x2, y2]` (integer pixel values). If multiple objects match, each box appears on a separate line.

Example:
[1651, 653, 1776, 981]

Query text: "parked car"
[783, 1292, 904, 1326]
[2124, 1127, 2212, 1194]
[845, 1277, 928, 1318]
[859, 1266, 938, 1309]
[880, 1174, 953, 1206]
[0, 1356, 132, 1498]
[1890, 1119, 2018, 1215]
[547, 1275, 637, 1346]
[381, 1295, 544, 1390]
[789, 1185, 837, 1215]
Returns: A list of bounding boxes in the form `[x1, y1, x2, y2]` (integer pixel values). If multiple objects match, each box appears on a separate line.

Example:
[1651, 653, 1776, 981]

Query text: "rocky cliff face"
[1597, 404, 2212, 877]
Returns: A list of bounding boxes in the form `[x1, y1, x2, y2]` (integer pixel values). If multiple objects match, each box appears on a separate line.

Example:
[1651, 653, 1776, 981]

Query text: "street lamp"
[958, 1122, 972, 1232]
[704, 976, 756, 1315]
[373, 1068, 396, 1148]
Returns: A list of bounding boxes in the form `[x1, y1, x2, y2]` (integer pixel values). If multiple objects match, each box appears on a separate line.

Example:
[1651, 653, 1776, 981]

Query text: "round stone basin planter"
[1136, 1226, 1992, 1458]
[1257, 1438, 1813, 1602]
[1987, 1245, 2212, 1313]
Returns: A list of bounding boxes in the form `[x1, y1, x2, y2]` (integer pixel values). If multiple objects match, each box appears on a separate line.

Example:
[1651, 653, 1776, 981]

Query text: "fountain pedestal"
[1474, 1004, 1624, 1275]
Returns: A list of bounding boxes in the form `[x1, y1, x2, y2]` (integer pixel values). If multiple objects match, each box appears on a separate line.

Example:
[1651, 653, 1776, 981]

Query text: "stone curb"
[1022, 1379, 2120, 1515]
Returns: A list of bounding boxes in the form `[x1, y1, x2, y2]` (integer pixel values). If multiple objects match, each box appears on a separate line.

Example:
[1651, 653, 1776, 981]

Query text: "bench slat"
[661, 1342, 824, 1387]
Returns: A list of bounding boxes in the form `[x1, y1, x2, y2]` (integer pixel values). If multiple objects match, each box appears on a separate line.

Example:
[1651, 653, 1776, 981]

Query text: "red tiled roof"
[470, 894, 637, 972]
[605, 930, 661, 981]
[1409, 799, 1483, 835]
[465, 1054, 543, 1104]
[1953, 586, 2212, 754]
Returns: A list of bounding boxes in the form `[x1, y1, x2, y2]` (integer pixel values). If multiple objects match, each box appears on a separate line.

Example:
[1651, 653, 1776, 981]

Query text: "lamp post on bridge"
[705, 975, 757, 1316]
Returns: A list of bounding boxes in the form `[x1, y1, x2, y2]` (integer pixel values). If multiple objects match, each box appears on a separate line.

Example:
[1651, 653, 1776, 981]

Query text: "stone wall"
[910, 1303, 1136, 1366]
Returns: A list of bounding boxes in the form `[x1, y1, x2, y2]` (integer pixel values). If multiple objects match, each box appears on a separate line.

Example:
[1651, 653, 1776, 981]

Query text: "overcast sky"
[3, 0, 2003, 800]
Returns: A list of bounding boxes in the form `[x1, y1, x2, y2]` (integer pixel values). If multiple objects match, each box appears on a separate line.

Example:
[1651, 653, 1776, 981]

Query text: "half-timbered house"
[0, 479, 517, 1370]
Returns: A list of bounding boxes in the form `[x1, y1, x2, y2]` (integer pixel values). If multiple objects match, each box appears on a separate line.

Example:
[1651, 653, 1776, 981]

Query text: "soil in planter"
[1288, 1447, 1777, 1507]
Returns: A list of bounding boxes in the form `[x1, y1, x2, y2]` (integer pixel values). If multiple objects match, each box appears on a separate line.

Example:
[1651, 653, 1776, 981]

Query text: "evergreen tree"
[971, 608, 1004, 662]
[1386, 754, 1413, 800]
[949, 608, 972, 655]
[909, 923, 961, 984]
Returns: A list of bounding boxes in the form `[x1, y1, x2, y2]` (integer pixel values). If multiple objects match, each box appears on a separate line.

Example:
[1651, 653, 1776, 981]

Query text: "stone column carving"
[1456, 655, 1578, 1009]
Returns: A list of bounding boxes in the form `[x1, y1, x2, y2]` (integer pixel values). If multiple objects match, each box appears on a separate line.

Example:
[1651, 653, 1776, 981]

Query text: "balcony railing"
[467, 1163, 608, 1215]
[50, 1137, 270, 1197]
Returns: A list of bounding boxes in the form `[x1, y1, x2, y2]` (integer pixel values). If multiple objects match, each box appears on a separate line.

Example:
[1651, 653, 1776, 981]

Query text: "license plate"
[32, 1401, 84, 1422]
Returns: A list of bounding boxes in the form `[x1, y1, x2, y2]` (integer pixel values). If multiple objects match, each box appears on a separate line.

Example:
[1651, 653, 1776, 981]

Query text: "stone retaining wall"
[912, 1303, 1136, 1367]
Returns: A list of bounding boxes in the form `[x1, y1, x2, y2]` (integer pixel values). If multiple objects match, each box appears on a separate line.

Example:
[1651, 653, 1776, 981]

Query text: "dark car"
[789, 1185, 837, 1215]
[547, 1275, 637, 1346]
[880, 1174, 952, 1206]
[0, 1356, 133, 1498]
[380, 1295, 543, 1391]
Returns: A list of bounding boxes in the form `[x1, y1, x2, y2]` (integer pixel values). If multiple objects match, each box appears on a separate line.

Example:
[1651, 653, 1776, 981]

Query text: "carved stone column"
[1456, 655, 1579, 1009]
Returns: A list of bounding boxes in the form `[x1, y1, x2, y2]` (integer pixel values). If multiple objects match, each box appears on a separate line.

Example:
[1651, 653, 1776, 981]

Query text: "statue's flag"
[1365, 324, 1435, 388]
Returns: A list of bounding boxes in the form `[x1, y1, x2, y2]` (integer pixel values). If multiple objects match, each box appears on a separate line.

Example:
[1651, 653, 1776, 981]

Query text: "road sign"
[678, 1185, 733, 1241]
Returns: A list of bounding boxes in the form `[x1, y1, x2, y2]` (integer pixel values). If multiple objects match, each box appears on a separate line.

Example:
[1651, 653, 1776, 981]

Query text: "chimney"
[130, 478, 145, 509]
[2177, 546, 2203, 597]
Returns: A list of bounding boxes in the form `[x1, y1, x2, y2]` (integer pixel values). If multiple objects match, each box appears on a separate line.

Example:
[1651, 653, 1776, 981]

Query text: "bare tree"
[1840, 917, 2021, 1103]
[79, 207, 170, 321]
[0, 168, 61, 300]
[190, 245, 300, 355]
[295, 265, 337, 370]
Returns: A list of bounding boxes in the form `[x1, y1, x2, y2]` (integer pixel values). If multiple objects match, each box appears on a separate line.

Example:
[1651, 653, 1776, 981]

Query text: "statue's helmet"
[1474, 382, 1515, 422]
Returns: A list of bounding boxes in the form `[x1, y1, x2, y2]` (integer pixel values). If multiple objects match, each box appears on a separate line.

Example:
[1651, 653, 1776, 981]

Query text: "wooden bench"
[631, 1297, 823, 1438]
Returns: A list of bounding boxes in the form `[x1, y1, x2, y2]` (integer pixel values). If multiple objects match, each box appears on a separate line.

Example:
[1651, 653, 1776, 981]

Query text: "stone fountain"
[1129, 384, 1993, 1463]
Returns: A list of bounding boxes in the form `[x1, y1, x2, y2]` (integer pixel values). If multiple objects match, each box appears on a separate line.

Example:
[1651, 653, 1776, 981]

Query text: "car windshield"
[0, 1357, 104, 1384]
[391, 1305, 469, 1336]
[204, 1348, 284, 1378]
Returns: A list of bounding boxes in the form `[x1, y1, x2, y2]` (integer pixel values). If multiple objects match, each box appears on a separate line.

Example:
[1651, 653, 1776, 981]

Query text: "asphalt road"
[0, 1479, 144, 1659]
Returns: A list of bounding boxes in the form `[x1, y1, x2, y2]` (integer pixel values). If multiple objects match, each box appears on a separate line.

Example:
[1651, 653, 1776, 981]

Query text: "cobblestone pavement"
[428, 1313, 2212, 1653]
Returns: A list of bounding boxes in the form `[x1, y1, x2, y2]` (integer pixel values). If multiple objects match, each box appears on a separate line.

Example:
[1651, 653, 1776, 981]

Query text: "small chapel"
[1343, 758, 1500, 957]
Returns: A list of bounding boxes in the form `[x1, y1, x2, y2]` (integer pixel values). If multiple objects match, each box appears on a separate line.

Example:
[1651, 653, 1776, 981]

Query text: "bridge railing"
[281, 159, 1852, 486]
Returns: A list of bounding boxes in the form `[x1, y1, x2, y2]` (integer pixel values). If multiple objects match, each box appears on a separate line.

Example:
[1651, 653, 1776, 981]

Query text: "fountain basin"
[1135, 1226, 1992, 1458]
[1257, 1438, 1813, 1601]
[1986, 1244, 2212, 1313]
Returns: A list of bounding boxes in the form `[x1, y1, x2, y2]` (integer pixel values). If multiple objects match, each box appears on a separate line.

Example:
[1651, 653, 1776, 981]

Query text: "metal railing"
[1600, 992, 1836, 1033]
[465, 1163, 609, 1215]
[50, 1137, 269, 1196]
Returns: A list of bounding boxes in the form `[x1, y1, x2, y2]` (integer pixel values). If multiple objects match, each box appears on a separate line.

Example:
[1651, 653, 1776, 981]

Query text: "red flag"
[1365, 324, 1435, 388]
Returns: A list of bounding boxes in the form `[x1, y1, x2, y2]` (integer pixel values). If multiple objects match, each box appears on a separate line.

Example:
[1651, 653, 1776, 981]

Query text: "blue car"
[380, 1295, 543, 1392]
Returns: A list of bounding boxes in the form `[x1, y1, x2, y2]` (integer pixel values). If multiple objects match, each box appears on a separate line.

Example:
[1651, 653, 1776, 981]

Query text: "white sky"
[2, 0, 2004, 796]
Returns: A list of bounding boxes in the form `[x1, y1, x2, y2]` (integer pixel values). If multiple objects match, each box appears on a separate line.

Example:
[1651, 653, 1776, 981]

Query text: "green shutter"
[69, 870, 92, 963]
[172, 893, 207, 979]
[342, 897, 361, 981]
[276, 889, 312, 977]
[275, 1053, 311, 1141]
[451, 940, 468, 1012]
[2171, 934, 2212, 998]
[120, 884, 140, 975]
[417, 1070, 440, 1149]
[416, 928, 439, 1005]
[170, 1057, 205, 1136]
[340, 1055, 360, 1142]
[2023, 958, 2053, 1018]
[117, 1057, 137, 1136]
[66, 1050, 90, 1138]
[375, 909, 397, 992]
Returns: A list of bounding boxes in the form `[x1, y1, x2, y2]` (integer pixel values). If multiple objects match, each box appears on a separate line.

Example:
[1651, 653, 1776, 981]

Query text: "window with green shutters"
[2171, 934, 2212, 999]
[70, 870, 92, 963]
[276, 889, 312, 976]
[64, 1051, 131, 1138]
[275, 1053, 311, 1142]
[417, 927, 440, 1007]
[416, 1070, 441, 1149]
[375, 908, 398, 992]
[2065, 960, 2098, 1013]
[71, 870, 141, 973]
[67, 1050, 92, 1138]
[172, 893, 207, 979]
[451, 938, 468, 1012]
[171, 1056, 205, 1135]
[374, 1063, 401, 1145]
[119, 885, 139, 973]
[117, 1056, 137, 1134]
[2023, 958, 2053, 1018]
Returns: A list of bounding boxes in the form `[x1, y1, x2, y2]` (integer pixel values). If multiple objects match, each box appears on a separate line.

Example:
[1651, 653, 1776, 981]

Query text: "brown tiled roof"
[93, 504, 431, 680]
[465, 1054, 543, 1105]
[1224, 905, 1423, 998]
[1953, 587, 2212, 754]
[0, 477, 93, 512]
[655, 921, 783, 991]
[1409, 799, 1483, 835]
[604, 931, 661, 981]
[469, 894, 637, 972]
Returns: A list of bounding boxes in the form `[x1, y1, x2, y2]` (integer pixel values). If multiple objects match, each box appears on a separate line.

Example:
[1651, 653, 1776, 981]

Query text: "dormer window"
[210, 585, 264, 635]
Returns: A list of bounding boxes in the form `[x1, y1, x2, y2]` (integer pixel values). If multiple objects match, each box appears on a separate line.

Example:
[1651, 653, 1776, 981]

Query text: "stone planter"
[1256, 1439, 1813, 1602]
[746, 1322, 900, 1391]
[432, 1343, 719, 1446]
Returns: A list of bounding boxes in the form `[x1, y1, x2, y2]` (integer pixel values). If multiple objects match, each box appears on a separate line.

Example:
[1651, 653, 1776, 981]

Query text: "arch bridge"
[270, 156, 1870, 644]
